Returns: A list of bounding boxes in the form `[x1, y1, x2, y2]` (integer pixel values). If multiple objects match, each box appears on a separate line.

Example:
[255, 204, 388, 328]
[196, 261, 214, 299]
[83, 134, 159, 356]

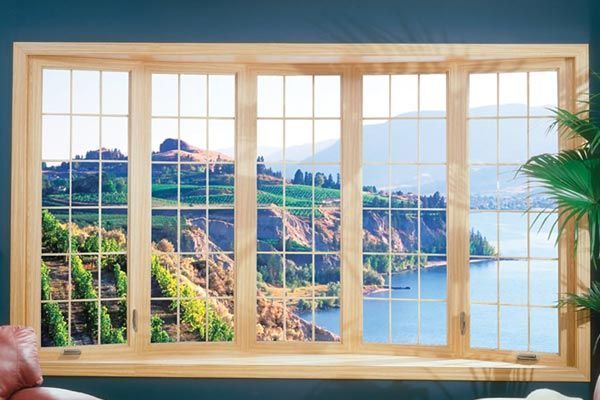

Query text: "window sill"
[39, 353, 589, 382]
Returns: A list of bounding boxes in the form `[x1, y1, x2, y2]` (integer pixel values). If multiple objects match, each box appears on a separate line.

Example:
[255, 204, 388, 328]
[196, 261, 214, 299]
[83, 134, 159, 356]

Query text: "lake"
[299, 259, 559, 353]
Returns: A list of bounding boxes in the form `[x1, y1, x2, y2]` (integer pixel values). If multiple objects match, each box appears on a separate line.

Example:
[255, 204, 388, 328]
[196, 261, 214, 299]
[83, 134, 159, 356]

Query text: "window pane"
[419, 74, 446, 117]
[42, 69, 70, 114]
[530, 71, 558, 116]
[314, 75, 340, 118]
[152, 74, 178, 117]
[150, 73, 236, 343]
[363, 73, 447, 345]
[102, 72, 129, 115]
[42, 116, 70, 160]
[180, 74, 207, 117]
[257, 76, 283, 118]
[469, 73, 496, 117]
[257, 74, 341, 342]
[499, 72, 527, 116]
[73, 70, 100, 114]
[40, 68, 129, 347]
[468, 70, 560, 353]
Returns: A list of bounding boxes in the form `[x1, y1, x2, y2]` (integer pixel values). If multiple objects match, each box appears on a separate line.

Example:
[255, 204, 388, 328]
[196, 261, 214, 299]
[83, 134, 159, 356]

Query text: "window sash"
[13, 51, 586, 371]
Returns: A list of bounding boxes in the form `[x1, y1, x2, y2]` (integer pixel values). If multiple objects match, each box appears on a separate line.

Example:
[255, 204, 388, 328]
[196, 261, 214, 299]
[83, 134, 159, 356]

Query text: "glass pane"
[469, 119, 497, 164]
[363, 120, 389, 163]
[470, 212, 497, 256]
[390, 119, 418, 163]
[314, 120, 340, 162]
[499, 119, 527, 163]
[530, 307, 558, 353]
[285, 120, 312, 162]
[419, 119, 446, 163]
[41, 302, 69, 347]
[151, 118, 178, 161]
[43, 69, 70, 114]
[363, 75, 389, 118]
[363, 210, 390, 252]
[499, 213, 528, 257]
[363, 299, 389, 343]
[41, 212, 69, 252]
[470, 166, 497, 210]
[42, 116, 70, 160]
[421, 257, 446, 299]
[499, 260, 527, 305]
[530, 260, 558, 306]
[102, 71, 129, 115]
[208, 119, 235, 159]
[391, 74, 418, 117]
[102, 117, 128, 159]
[257, 76, 283, 118]
[71, 301, 98, 345]
[257, 119, 283, 163]
[285, 75, 312, 118]
[530, 118, 558, 156]
[391, 301, 418, 344]
[498, 72, 527, 116]
[469, 73, 497, 117]
[530, 71, 558, 116]
[42, 163, 70, 207]
[42, 256, 69, 300]
[100, 300, 127, 344]
[72, 162, 99, 206]
[391, 210, 418, 253]
[419, 74, 446, 116]
[152, 74, 178, 117]
[208, 75, 235, 118]
[499, 305, 528, 351]
[470, 304, 497, 349]
[420, 301, 446, 345]
[314, 75, 340, 118]
[151, 300, 176, 343]
[72, 70, 100, 114]
[72, 116, 99, 161]
[470, 257, 497, 303]
[180, 74, 207, 117]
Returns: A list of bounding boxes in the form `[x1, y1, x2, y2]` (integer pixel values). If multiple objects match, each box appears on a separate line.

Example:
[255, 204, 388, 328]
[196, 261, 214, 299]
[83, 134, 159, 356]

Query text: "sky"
[42, 70, 558, 163]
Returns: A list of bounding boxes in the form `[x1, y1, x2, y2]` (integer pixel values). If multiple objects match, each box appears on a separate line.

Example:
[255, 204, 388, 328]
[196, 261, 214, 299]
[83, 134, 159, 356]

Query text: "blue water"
[299, 260, 558, 353]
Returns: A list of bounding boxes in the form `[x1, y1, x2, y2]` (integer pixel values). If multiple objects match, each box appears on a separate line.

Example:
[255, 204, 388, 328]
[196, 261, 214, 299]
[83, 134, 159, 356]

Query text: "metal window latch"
[517, 353, 538, 362]
[62, 348, 81, 356]
[460, 311, 467, 335]
[132, 308, 138, 332]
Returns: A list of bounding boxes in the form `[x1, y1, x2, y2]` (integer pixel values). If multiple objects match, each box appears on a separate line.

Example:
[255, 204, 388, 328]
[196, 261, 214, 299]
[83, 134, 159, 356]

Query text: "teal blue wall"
[1, 0, 597, 398]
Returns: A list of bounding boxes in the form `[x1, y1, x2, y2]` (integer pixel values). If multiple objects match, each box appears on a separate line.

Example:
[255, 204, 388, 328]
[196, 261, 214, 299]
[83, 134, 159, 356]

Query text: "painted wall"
[1, 0, 596, 398]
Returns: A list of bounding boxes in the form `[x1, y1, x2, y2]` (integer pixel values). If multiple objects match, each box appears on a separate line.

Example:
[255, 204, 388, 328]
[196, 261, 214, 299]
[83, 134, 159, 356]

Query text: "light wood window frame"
[11, 43, 590, 381]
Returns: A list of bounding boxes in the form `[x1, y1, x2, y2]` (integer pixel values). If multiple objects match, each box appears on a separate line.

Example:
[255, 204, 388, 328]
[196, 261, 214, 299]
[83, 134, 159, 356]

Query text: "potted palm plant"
[519, 91, 600, 348]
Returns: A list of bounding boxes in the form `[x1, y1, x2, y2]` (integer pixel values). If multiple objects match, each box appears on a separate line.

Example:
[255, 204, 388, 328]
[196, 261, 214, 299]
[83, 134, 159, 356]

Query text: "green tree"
[293, 169, 304, 185]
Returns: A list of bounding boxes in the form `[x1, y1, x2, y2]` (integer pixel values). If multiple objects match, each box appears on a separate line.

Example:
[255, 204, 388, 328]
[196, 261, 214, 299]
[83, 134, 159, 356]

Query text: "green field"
[153, 182, 342, 209]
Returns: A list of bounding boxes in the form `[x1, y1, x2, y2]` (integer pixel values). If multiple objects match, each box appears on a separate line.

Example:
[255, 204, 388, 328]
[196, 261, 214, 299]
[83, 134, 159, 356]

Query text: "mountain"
[153, 138, 233, 163]
[256, 105, 555, 195]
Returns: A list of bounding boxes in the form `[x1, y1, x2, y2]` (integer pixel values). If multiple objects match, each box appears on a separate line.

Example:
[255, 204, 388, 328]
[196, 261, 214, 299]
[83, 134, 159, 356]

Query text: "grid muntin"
[361, 73, 448, 346]
[468, 70, 559, 353]
[150, 72, 236, 343]
[256, 74, 342, 342]
[40, 68, 129, 346]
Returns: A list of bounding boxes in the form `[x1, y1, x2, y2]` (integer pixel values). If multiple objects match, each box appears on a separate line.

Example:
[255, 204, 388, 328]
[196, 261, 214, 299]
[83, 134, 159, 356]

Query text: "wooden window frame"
[11, 43, 590, 381]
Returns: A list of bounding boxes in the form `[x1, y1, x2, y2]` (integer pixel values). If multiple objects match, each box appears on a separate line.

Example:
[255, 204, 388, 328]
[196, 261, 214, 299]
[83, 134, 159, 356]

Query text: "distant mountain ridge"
[256, 105, 555, 194]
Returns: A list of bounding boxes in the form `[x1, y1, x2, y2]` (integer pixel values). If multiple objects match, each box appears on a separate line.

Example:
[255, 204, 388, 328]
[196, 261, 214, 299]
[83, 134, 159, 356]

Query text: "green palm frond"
[559, 283, 600, 352]
[519, 149, 600, 266]
[559, 282, 600, 313]
[551, 108, 600, 154]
